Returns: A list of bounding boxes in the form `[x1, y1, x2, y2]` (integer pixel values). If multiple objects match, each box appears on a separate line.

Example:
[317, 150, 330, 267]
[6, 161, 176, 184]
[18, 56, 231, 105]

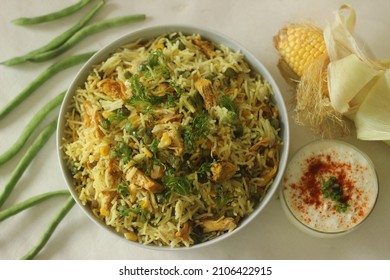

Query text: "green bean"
[12, 0, 93, 26]
[0, 92, 65, 166]
[20, 196, 75, 260]
[0, 120, 57, 208]
[29, 13, 146, 63]
[0, 51, 94, 120]
[0, 190, 70, 222]
[2, 0, 103, 66]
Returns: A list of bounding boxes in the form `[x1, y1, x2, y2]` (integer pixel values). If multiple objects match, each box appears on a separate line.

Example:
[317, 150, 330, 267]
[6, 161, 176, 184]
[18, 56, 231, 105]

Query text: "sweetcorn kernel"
[158, 132, 172, 149]
[124, 231, 138, 241]
[100, 145, 110, 156]
[155, 43, 165, 49]
[100, 207, 110, 217]
[141, 147, 153, 158]
[139, 199, 150, 209]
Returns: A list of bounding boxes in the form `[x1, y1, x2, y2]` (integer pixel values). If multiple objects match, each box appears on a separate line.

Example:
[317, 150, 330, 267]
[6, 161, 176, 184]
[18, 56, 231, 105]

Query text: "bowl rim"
[56, 24, 290, 250]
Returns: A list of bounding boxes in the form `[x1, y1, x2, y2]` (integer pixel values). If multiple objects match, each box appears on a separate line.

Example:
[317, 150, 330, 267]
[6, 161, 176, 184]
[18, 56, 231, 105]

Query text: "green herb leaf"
[184, 113, 210, 151]
[130, 74, 147, 100]
[220, 95, 236, 112]
[219, 95, 238, 121]
[147, 50, 161, 68]
[189, 92, 204, 113]
[117, 183, 129, 196]
[198, 162, 212, 174]
[162, 173, 192, 196]
[149, 138, 159, 154]
[139, 50, 171, 80]
[320, 176, 350, 213]
[130, 204, 151, 221]
[128, 73, 164, 107]
[124, 120, 134, 133]
[111, 141, 132, 165]
[214, 184, 232, 210]
[118, 204, 130, 217]
[100, 118, 111, 130]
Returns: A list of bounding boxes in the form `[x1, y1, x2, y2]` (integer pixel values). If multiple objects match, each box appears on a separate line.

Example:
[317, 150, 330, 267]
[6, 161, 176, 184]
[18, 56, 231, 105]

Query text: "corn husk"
[324, 4, 390, 143]
[355, 73, 390, 140]
[328, 54, 381, 117]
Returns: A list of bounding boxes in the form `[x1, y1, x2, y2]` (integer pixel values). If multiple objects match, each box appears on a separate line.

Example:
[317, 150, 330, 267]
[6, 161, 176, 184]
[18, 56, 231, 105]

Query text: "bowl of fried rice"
[57, 25, 290, 249]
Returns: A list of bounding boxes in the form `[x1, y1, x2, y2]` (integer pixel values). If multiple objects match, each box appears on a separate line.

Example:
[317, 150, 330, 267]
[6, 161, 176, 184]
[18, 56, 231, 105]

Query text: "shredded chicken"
[154, 113, 183, 125]
[194, 77, 217, 111]
[99, 190, 117, 217]
[175, 221, 192, 242]
[261, 165, 278, 187]
[98, 79, 127, 99]
[201, 217, 237, 233]
[211, 162, 236, 182]
[249, 136, 273, 152]
[83, 101, 104, 138]
[126, 167, 165, 193]
[105, 159, 121, 188]
[193, 38, 216, 58]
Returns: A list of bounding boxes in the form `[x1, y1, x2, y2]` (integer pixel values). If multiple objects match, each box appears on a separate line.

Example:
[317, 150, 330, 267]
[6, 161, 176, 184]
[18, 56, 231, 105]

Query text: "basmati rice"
[62, 32, 282, 247]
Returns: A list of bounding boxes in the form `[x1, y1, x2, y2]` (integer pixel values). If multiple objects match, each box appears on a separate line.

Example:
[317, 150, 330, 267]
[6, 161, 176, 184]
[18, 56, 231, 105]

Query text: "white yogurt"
[280, 140, 378, 237]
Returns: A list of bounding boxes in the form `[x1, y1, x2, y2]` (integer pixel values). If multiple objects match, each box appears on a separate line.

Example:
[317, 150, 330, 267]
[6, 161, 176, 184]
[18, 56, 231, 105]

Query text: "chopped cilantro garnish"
[183, 113, 210, 151]
[219, 95, 238, 121]
[149, 138, 159, 154]
[130, 204, 151, 222]
[320, 176, 350, 213]
[147, 50, 161, 67]
[117, 183, 129, 196]
[220, 95, 236, 112]
[118, 204, 131, 217]
[214, 184, 232, 210]
[111, 141, 132, 165]
[162, 172, 192, 196]
[198, 161, 212, 174]
[128, 74, 165, 107]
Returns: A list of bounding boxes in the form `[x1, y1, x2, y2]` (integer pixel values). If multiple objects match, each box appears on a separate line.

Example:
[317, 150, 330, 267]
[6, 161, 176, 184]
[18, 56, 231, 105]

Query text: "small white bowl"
[280, 139, 378, 238]
[57, 25, 290, 249]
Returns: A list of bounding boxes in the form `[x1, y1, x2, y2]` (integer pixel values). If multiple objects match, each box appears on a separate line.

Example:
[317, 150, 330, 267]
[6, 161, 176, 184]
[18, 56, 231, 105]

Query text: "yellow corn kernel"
[141, 147, 153, 158]
[273, 24, 328, 77]
[128, 142, 137, 149]
[128, 184, 137, 195]
[102, 111, 111, 119]
[158, 132, 172, 149]
[100, 206, 110, 217]
[100, 145, 110, 156]
[155, 42, 165, 49]
[139, 198, 150, 209]
[129, 115, 141, 128]
[124, 231, 138, 241]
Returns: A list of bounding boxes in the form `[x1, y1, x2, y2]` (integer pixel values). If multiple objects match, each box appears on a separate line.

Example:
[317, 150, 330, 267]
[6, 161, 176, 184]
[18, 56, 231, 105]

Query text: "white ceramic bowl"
[57, 25, 290, 250]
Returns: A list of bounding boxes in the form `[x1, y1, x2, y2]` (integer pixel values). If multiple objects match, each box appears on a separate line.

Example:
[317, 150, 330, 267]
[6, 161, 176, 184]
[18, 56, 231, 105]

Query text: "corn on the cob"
[273, 24, 328, 77]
